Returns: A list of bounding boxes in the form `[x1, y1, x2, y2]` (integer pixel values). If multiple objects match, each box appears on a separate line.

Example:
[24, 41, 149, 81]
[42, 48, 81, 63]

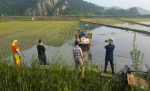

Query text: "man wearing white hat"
[104, 38, 115, 76]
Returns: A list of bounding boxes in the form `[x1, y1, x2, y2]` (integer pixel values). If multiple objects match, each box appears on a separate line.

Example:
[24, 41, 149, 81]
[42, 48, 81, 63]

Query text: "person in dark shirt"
[78, 30, 81, 39]
[104, 38, 115, 76]
[37, 39, 48, 70]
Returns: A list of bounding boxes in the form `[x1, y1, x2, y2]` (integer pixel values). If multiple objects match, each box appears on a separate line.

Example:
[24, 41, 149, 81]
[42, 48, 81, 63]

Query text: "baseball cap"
[109, 38, 114, 41]
[108, 37, 114, 43]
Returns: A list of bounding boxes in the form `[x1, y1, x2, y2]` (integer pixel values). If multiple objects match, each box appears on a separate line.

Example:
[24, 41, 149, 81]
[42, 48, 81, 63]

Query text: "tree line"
[0, 0, 37, 16]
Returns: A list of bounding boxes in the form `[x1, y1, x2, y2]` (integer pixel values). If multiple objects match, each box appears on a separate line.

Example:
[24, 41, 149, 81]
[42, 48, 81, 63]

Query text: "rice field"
[81, 19, 150, 32]
[121, 18, 150, 22]
[0, 21, 128, 91]
[120, 18, 150, 25]
[0, 21, 149, 90]
[81, 19, 125, 25]
[0, 21, 78, 57]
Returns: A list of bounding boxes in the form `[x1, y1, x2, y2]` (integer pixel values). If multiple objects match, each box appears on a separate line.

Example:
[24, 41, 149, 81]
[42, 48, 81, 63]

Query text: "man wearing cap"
[104, 38, 115, 76]
[73, 41, 84, 77]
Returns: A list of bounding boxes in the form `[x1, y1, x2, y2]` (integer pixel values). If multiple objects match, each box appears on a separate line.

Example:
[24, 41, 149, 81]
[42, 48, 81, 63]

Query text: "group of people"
[73, 37, 115, 77]
[78, 30, 86, 39]
[12, 37, 115, 77]
[12, 39, 48, 69]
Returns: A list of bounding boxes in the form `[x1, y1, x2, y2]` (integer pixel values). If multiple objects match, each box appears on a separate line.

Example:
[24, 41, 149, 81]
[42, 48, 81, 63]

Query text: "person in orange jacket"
[12, 40, 20, 66]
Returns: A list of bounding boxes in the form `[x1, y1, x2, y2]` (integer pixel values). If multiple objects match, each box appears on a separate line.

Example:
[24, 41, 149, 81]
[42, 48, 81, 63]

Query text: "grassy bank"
[81, 19, 125, 25]
[116, 19, 150, 27]
[0, 21, 78, 57]
[120, 18, 150, 22]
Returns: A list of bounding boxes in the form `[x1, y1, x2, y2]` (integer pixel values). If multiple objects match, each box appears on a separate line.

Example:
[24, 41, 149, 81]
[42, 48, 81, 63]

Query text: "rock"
[31, 0, 68, 16]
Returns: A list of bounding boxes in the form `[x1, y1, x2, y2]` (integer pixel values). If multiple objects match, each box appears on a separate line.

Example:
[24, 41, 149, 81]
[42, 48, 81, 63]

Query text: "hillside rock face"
[32, 0, 68, 16]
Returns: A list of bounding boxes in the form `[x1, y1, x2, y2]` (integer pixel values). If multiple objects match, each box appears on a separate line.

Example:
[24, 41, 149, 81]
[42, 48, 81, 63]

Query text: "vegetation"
[0, 0, 140, 16]
[130, 33, 144, 75]
[0, 0, 37, 16]
[0, 58, 131, 91]
[0, 21, 78, 57]
[81, 19, 125, 25]
[0, 49, 149, 91]
[121, 18, 150, 22]
[56, 0, 105, 15]
[105, 7, 140, 15]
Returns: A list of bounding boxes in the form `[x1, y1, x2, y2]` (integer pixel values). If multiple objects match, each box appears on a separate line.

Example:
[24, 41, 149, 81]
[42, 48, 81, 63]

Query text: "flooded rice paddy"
[114, 23, 150, 32]
[8, 22, 150, 72]
[138, 21, 150, 25]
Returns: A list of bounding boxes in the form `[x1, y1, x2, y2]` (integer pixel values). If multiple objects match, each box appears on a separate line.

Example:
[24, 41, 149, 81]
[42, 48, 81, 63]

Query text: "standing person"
[78, 30, 81, 39]
[73, 41, 84, 77]
[37, 39, 49, 70]
[12, 40, 21, 66]
[104, 38, 115, 76]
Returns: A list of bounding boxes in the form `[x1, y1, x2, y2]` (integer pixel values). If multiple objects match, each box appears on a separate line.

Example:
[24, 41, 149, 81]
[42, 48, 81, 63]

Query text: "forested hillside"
[106, 7, 140, 15]
[56, 0, 105, 15]
[0, 0, 37, 16]
[0, 0, 140, 16]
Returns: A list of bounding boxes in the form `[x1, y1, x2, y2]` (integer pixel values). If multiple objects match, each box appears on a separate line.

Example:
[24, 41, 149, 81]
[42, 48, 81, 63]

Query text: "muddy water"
[8, 22, 150, 72]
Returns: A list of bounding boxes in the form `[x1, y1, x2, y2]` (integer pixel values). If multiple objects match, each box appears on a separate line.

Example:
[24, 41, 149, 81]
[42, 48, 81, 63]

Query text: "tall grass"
[0, 57, 131, 91]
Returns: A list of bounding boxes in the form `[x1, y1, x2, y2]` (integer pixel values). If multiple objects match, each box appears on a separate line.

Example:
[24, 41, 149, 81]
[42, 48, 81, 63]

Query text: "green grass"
[1, 58, 149, 91]
[120, 18, 150, 22]
[81, 19, 125, 25]
[0, 21, 78, 57]
[0, 59, 129, 91]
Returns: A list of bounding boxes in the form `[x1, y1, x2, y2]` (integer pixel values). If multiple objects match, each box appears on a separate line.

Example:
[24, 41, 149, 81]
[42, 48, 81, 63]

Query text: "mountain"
[135, 7, 150, 14]
[32, 0, 105, 16]
[0, 0, 140, 16]
[105, 7, 140, 15]
[103, 6, 123, 10]
[103, 6, 150, 15]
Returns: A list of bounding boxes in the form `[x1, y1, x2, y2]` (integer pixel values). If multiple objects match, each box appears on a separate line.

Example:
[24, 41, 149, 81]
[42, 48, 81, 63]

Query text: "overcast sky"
[83, 0, 150, 11]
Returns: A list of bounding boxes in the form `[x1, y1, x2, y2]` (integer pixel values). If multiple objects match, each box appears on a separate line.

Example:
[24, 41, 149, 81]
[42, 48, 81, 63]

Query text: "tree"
[128, 7, 140, 15]
[46, 5, 53, 16]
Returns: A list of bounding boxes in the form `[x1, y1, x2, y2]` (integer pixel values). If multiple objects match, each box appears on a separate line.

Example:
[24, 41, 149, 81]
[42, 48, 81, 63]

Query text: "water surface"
[138, 21, 150, 25]
[114, 23, 150, 32]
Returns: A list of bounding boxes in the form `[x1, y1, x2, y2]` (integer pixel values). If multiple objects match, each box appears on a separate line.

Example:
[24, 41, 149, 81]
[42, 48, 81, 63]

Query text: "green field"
[0, 21, 78, 57]
[0, 21, 128, 90]
[81, 19, 125, 25]
[120, 18, 150, 22]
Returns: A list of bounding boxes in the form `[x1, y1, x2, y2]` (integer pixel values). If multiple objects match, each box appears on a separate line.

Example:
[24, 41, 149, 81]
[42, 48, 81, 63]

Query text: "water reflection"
[80, 46, 92, 60]
[79, 22, 102, 31]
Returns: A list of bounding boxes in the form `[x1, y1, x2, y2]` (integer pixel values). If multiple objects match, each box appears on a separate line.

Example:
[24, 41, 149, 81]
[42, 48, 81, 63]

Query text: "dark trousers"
[104, 58, 114, 74]
[79, 35, 81, 39]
